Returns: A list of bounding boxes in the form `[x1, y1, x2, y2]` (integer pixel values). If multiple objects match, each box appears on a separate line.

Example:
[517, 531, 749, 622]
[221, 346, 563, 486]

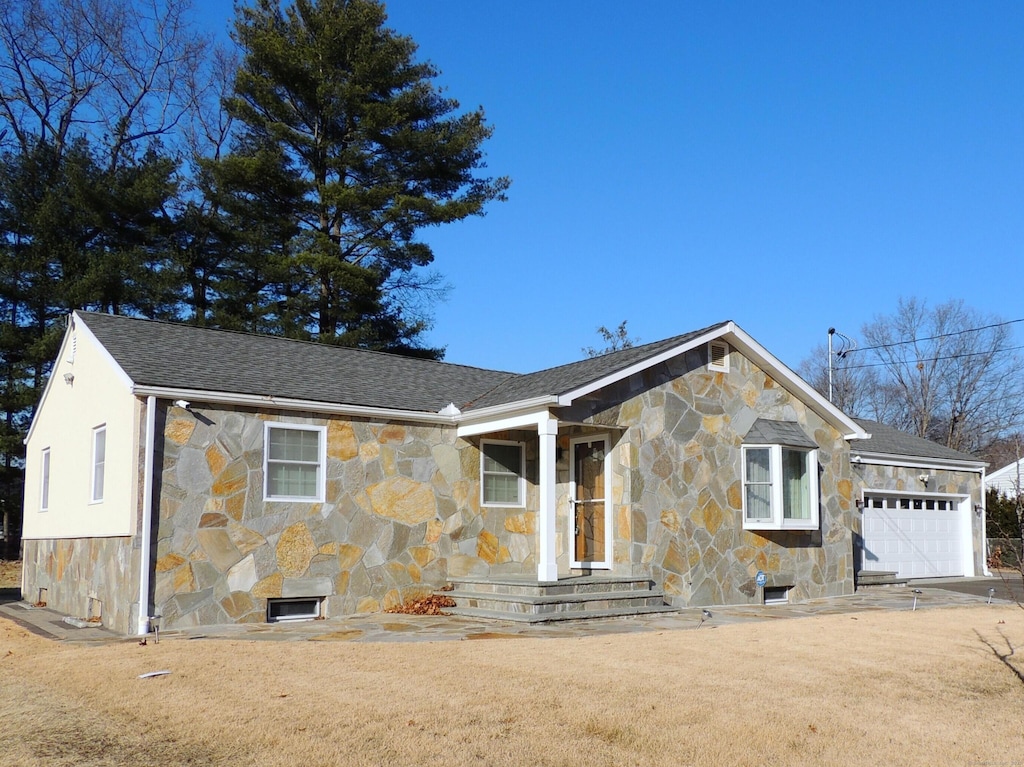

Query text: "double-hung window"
[481, 440, 525, 507]
[264, 424, 326, 502]
[40, 448, 51, 511]
[741, 420, 819, 530]
[90, 426, 106, 503]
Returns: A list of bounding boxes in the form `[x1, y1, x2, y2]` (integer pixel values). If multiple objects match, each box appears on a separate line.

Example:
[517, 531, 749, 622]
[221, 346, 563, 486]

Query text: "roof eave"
[553, 323, 733, 405]
[851, 450, 988, 471]
[130, 385, 459, 424]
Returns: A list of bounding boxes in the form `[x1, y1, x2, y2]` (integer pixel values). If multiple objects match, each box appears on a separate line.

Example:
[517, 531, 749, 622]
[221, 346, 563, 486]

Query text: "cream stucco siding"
[22, 319, 140, 539]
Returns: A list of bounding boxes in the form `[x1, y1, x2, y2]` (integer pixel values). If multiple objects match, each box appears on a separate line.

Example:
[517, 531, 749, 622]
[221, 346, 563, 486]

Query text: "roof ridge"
[75, 311, 518, 377]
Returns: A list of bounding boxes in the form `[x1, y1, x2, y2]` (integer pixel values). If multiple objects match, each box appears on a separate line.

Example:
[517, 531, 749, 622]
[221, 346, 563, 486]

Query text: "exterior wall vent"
[267, 597, 322, 622]
[708, 340, 730, 372]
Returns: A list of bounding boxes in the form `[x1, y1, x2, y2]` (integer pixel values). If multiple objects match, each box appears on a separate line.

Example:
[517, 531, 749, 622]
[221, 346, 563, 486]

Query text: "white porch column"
[537, 416, 559, 582]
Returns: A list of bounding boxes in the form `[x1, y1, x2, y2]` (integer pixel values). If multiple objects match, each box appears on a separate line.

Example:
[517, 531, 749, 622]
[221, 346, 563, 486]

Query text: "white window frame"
[480, 439, 526, 507]
[708, 340, 730, 372]
[40, 447, 51, 512]
[263, 423, 327, 502]
[90, 425, 106, 504]
[741, 444, 819, 530]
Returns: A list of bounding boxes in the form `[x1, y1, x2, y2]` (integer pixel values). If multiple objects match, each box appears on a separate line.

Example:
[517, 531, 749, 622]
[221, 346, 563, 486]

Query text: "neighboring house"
[987, 458, 1024, 499]
[20, 312, 987, 634]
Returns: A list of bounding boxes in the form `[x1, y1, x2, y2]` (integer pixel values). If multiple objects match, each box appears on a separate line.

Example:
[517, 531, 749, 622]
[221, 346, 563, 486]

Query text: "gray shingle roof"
[78, 312, 515, 413]
[852, 419, 984, 464]
[465, 322, 730, 409]
[743, 419, 818, 448]
[78, 312, 730, 415]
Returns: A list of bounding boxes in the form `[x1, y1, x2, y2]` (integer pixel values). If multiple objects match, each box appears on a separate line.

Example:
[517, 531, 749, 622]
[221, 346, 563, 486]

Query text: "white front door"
[570, 435, 612, 569]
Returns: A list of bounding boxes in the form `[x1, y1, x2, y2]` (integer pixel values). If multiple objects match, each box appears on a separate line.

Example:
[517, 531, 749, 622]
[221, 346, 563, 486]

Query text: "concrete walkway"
[0, 582, 1012, 646]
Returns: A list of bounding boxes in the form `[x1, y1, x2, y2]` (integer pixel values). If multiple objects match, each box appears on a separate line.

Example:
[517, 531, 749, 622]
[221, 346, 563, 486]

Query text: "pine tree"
[222, 0, 509, 355]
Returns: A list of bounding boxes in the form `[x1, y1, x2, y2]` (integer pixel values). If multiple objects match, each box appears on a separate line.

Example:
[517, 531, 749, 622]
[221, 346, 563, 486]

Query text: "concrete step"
[446, 603, 678, 624]
[856, 570, 909, 588]
[442, 575, 677, 623]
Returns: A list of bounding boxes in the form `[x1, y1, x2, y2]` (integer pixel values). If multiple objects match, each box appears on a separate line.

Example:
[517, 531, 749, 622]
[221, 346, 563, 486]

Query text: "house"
[986, 457, 1024, 499]
[20, 312, 987, 634]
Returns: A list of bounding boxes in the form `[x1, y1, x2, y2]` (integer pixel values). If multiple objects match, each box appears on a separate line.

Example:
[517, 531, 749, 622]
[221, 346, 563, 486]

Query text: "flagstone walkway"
[0, 582, 1009, 645]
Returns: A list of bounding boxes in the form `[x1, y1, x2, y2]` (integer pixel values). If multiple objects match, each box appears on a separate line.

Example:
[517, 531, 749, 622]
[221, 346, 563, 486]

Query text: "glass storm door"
[571, 435, 611, 568]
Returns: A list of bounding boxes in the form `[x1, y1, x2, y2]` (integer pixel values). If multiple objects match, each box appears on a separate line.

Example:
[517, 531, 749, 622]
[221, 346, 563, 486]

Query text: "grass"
[2, 604, 1023, 766]
[0, 559, 20, 590]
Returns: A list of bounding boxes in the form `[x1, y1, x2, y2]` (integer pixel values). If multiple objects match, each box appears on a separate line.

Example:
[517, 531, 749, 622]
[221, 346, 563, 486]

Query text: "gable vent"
[708, 340, 729, 372]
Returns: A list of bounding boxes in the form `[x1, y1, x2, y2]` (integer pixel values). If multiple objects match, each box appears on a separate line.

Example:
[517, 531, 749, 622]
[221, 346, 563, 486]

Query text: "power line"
[838, 343, 1024, 371]
[841, 317, 1024, 355]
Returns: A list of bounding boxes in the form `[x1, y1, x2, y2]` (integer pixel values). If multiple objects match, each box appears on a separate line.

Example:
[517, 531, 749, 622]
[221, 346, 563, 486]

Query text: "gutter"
[850, 450, 988, 473]
[131, 386, 459, 425]
[137, 395, 156, 635]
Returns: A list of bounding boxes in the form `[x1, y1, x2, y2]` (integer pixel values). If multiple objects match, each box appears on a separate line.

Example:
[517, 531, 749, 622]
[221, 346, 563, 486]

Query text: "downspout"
[981, 466, 991, 577]
[137, 395, 157, 635]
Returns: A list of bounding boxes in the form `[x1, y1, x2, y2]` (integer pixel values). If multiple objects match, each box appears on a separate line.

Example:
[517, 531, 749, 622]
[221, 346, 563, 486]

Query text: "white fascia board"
[723, 325, 869, 440]
[852, 451, 987, 472]
[457, 395, 558, 423]
[555, 326, 731, 405]
[24, 312, 137, 445]
[130, 385, 458, 425]
[456, 408, 554, 438]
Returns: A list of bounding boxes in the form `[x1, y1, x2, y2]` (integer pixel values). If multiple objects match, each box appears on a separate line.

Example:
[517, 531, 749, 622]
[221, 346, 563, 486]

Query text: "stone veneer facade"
[21, 536, 140, 630]
[556, 345, 856, 604]
[24, 344, 909, 633]
[151, 408, 546, 629]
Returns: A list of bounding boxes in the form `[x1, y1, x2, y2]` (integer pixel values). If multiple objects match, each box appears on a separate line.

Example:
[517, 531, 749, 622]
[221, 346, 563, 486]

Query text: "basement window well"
[763, 586, 790, 605]
[267, 597, 322, 623]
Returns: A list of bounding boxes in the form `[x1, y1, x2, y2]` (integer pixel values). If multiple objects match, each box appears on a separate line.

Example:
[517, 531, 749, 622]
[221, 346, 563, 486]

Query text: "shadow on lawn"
[975, 627, 1024, 686]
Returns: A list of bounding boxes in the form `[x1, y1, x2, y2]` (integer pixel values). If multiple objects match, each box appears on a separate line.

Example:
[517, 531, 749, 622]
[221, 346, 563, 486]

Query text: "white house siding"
[21, 320, 145, 632]
[22, 320, 141, 539]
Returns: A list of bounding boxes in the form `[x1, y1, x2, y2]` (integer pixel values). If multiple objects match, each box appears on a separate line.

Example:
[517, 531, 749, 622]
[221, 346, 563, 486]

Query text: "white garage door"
[861, 494, 963, 578]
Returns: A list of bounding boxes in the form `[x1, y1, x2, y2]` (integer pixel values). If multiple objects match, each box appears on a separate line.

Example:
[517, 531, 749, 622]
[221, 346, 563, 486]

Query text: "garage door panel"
[861, 495, 963, 578]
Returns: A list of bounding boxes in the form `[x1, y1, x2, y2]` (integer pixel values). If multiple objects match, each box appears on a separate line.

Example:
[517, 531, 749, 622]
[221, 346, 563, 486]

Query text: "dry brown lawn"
[0, 559, 20, 589]
[1, 604, 1023, 766]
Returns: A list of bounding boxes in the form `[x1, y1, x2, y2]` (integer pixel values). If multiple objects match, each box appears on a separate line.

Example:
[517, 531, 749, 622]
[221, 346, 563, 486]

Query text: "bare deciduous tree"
[801, 298, 1024, 455]
[0, 0, 210, 163]
[583, 320, 639, 358]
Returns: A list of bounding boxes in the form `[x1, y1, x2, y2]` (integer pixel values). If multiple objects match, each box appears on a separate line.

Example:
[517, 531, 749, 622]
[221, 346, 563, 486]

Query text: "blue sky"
[197, 1, 1024, 374]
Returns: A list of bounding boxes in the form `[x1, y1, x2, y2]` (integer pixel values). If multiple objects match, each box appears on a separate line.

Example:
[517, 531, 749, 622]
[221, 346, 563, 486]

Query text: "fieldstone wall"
[21, 536, 140, 633]
[152, 406, 539, 629]
[559, 345, 856, 606]
[853, 462, 985, 574]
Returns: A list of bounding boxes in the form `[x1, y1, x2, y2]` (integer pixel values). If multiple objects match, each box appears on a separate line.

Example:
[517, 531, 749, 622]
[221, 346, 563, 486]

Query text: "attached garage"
[860, 494, 968, 578]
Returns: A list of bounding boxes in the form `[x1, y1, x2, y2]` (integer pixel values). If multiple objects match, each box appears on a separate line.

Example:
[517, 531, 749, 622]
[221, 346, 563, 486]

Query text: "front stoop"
[442, 575, 678, 623]
[856, 570, 909, 589]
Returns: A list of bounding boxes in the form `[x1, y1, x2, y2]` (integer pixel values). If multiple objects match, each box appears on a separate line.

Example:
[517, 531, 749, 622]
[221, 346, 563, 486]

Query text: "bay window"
[741, 423, 820, 530]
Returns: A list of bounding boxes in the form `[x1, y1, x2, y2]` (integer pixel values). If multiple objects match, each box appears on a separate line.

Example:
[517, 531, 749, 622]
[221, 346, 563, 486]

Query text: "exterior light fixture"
[63, 372, 74, 385]
[974, 503, 984, 516]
